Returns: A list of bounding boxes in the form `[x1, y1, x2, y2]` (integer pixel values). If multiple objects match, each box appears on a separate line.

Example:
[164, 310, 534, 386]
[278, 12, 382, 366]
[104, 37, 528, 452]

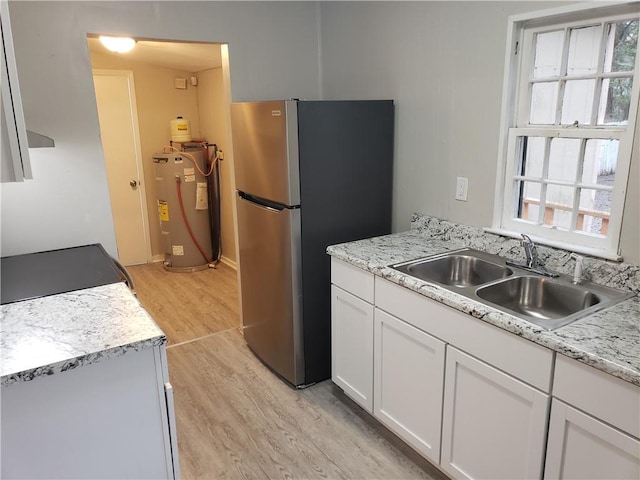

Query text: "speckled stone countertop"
[1, 282, 166, 387]
[327, 215, 640, 387]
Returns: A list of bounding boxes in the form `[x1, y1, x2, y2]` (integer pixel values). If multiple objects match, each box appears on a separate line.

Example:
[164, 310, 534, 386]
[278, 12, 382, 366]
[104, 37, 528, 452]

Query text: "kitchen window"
[492, 1, 639, 260]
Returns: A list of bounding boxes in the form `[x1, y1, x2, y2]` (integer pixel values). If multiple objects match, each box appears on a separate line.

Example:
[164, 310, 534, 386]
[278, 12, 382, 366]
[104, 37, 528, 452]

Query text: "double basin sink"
[391, 248, 632, 330]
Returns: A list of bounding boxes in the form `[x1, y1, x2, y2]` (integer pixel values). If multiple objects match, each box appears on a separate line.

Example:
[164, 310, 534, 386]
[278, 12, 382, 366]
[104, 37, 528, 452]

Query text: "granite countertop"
[327, 229, 640, 387]
[1, 282, 166, 387]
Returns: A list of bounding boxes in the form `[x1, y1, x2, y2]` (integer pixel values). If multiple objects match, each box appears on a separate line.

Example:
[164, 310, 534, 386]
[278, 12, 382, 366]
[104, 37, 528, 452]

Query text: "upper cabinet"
[1, 1, 54, 183]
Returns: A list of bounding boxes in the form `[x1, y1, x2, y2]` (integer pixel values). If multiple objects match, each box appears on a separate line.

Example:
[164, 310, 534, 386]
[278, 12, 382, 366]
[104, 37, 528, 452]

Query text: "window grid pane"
[513, 135, 617, 234]
[567, 25, 602, 76]
[604, 20, 639, 73]
[528, 17, 637, 128]
[530, 82, 559, 124]
[598, 76, 634, 125]
[582, 138, 619, 186]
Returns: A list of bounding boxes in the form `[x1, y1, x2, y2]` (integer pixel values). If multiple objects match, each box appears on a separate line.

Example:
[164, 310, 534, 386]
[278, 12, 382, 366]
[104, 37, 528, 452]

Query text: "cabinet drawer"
[553, 354, 640, 438]
[375, 277, 553, 392]
[331, 257, 374, 303]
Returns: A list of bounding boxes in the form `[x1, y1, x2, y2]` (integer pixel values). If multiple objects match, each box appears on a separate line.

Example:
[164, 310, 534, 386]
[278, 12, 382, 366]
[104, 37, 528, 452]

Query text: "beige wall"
[196, 68, 237, 266]
[89, 51, 202, 260]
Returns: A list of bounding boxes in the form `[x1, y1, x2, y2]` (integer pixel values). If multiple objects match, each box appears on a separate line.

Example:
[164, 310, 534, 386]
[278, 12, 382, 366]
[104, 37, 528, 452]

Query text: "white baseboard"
[219, 255, 237, 270]
[148, 253, 236, 270]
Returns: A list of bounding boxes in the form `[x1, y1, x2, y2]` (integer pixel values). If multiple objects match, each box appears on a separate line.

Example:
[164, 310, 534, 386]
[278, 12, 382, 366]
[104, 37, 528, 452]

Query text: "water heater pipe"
[175, 176, 212, 265]
[207, 145, 223, 265]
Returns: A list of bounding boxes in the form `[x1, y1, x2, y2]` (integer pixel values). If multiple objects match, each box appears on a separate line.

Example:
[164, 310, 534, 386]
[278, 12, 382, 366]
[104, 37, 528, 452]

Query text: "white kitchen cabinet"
[331, 257, 376, 412]
[1, 346, 179, 479]
[544, 399, 640, 479]
[331, 284, 374, 412]
[1, 0, 32, 182]
[441, 347, 548, 480]
[544, 354, 640, 479]
[373, 308, 445, 463]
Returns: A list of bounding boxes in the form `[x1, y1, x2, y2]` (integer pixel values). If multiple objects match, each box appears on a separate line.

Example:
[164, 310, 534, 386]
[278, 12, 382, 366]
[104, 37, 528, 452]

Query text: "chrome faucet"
[506, 234, 559, 278]
[521, 234, 538, 269]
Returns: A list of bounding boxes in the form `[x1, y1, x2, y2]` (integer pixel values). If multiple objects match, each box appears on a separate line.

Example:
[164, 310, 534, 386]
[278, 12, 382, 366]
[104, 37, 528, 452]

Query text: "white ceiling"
[87, 37, 222, 72]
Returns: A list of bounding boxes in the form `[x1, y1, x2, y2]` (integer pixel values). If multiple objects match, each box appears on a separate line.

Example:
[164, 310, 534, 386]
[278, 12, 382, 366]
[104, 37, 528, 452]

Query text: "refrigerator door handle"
[238, 191, 298, 211]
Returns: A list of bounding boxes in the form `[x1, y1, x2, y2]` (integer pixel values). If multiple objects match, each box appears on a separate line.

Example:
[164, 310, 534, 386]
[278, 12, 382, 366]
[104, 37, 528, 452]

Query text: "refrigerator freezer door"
[230, 100, 300, 206]
[236, 193, 304, 386]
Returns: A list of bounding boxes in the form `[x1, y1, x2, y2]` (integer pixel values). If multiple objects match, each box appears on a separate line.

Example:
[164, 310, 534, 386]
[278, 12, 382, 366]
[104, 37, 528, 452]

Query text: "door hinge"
[515, 41, 519, 55]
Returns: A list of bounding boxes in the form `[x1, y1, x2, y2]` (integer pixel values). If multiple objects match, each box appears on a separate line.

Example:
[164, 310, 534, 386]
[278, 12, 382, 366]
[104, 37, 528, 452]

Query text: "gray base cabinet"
[1, 346, 179, 479]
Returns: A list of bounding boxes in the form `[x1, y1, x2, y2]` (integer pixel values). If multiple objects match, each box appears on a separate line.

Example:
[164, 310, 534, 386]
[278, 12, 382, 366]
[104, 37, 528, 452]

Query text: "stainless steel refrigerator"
[231, 100, 394, 387]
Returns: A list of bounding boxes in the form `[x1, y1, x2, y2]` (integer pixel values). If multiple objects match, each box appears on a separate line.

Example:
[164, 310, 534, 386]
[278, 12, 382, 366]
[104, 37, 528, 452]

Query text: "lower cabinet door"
[373, 308, 445, 463]
[544, 399, 640, 479]
[331, 285, 374, 412]
[441, 346, 548, 480]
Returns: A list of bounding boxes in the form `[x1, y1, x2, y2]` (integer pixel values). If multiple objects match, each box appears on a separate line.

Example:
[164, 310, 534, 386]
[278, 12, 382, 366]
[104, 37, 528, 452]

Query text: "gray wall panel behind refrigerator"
[297, 100, 394, 384]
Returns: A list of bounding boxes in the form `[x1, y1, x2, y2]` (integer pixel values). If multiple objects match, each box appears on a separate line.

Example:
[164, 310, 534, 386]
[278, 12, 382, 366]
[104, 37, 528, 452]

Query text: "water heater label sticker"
[196, 183, 208, 210]
[172, 245, 184, 256]
[158, 200, 169, 221]
[184, 168, 196, 183]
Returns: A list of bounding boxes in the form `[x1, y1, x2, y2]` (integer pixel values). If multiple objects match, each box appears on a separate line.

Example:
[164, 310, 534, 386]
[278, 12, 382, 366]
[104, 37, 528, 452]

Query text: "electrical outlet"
[455, 177, 468, 201]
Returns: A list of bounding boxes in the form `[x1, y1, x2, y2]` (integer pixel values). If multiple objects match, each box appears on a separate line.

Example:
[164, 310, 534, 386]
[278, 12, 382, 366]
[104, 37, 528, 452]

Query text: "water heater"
[153, 148, 212, 271]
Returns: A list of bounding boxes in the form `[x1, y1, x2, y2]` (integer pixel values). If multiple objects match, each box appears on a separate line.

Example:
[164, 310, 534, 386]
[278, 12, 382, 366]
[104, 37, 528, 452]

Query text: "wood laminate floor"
[129, 262, 447, 480]
[128, 262, 240, 346]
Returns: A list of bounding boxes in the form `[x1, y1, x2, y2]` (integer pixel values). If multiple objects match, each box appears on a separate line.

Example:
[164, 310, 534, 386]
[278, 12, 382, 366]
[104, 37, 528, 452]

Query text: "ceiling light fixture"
[99, 36, 136, 53]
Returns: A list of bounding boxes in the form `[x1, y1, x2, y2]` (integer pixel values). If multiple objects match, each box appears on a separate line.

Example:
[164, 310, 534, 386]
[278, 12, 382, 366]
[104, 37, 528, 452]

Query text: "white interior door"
[93, 70, 150, 266]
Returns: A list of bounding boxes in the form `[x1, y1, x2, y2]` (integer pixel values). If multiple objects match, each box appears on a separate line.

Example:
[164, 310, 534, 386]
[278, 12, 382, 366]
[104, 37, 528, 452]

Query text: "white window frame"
[490, 1, 640, 261]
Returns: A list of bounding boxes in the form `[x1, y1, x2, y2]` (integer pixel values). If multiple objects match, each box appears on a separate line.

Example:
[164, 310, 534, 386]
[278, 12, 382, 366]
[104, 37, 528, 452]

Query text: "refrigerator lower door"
[236, 193, 304, 386]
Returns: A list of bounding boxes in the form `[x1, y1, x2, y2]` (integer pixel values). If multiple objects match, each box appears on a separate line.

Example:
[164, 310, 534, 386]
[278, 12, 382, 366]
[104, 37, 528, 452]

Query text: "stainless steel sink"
[391, 248, 633, 330]
[392, 249, 513, 287]
[476, 276, 603, 330]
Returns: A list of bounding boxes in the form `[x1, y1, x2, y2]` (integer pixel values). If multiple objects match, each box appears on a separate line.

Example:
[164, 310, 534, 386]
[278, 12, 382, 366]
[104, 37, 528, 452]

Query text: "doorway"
[87, 37, 237, 269]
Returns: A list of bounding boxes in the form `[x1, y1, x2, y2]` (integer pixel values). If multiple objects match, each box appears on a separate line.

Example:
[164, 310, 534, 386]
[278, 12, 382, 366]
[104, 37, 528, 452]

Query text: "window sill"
[483, 227, 623, 262]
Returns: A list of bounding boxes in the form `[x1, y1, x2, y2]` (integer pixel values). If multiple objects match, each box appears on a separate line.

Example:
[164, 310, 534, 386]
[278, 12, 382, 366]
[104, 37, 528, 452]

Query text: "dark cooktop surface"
[1, 244, 123, 305]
